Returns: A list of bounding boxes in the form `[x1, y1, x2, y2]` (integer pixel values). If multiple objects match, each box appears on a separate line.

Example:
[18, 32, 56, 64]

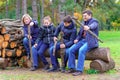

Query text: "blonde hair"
[22, 14, 32, 24]
[42, 16, 52, 24]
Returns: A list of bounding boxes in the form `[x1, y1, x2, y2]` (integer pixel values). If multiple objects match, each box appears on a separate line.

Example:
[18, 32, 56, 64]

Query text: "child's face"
[64, 22, 71, 27]
[23, 17, 31, 25]
[43, 20, 50, 27]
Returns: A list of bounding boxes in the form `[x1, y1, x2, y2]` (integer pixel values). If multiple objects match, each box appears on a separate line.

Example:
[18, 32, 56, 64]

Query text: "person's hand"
[29, 22, 34, 27]
[34, 43, 38, 47]
[74, 39, 78, 44]
[60, 44, 65, 48]
[84, 25, 90, 31]
[27, 35, 32, 39]
[54, 37, 58, 42]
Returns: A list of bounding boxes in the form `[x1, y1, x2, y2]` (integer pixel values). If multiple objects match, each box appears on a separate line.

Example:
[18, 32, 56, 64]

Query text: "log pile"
[0, 19, 28, 68]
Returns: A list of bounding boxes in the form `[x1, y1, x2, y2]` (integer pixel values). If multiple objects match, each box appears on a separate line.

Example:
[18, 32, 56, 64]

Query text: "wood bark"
[22, 0, 27, 15]
[85, 47, 110, 62]
[16, 0, 21, 19]
[44, 47, 110, 62]
[32, 0, 38, 20]
[90, 58, 115, 72]
[0, 58, 7, 69]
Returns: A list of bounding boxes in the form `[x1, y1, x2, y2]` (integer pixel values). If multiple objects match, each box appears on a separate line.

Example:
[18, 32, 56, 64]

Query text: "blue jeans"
[68, 39, 88, 72]
[49, 42, 69, 69]
[32, 41, 53, 67]
[23, 37, 35, 56]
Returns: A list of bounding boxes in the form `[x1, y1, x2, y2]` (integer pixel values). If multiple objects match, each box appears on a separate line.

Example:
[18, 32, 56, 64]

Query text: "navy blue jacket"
[76, 18, 99, 50]
[54, 21, 77, 48]
[36, 24, 56, 44]
[22, 20, 39, 41]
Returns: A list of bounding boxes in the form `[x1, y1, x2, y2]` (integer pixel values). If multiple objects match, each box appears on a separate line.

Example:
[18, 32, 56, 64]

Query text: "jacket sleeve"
[76, 27, 82, 41]
[64, 29, 77, 48]
[89, 21, 98, 30]
[35, 27, 44, 44]
[32, 20, 38, 27]
[54, 22, 63, 37]
[23, 27, 28, 37]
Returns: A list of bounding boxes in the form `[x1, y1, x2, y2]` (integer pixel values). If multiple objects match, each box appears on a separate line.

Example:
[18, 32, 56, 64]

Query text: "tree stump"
[90, 58, 115, 72]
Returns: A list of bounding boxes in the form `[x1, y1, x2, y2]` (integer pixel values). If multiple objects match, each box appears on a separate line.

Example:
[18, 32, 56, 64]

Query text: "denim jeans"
[68, 39, 88, 72]
[49, 42, 69, 69]
[32, 41, 53, 67]
[23, 37, 35, 56]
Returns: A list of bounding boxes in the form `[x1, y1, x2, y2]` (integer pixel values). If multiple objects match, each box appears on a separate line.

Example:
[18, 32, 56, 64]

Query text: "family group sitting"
[22, 10, 99, 76]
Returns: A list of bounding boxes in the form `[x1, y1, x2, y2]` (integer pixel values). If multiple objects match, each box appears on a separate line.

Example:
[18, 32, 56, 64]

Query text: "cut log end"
[90, 58, 115, 72]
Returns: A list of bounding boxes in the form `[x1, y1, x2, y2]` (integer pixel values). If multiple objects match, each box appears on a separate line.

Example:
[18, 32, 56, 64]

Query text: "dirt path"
[0, 68, 120, 80]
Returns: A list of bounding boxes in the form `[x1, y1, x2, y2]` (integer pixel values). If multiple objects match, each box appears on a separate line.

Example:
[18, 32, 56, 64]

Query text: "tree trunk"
[44, 47, 111, 62]
[40, 0, 44, 26]
[22, 0, 27, 15]
[90, 58, 115, 72]
[16, 0, 21, 19]
[85, 47, 110, 62]
[5, 0, 8, 18]
[58, 0, 66, 22]
[32, 0, 38, 20]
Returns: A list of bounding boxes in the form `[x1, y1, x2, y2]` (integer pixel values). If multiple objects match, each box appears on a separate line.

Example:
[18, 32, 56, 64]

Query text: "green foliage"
[86, 69, 99, 74]
[61, 0, 75, 12]
[106, 69, 117, 74]
[0, 0, 119, 31]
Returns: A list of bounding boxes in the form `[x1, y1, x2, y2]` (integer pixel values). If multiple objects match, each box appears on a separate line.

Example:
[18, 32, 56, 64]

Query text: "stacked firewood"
[0, 19, 28, 68]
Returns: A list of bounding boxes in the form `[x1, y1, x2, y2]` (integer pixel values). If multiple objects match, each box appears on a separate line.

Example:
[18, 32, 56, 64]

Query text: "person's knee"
[69, 47, 75, 54]
[78, 48, 86, 56]
[49, 46, 54, 55]
[32, 46, 36, 51]
[23, 37, 28, 44]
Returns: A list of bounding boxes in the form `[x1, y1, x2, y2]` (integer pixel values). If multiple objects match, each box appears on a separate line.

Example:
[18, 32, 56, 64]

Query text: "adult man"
[67, 10, 99, 76]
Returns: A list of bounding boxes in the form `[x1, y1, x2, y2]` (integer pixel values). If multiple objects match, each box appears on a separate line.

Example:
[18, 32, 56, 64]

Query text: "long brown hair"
[22, 14, 32, 24]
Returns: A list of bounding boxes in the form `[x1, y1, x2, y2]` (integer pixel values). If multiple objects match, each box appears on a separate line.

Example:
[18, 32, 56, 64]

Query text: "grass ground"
[0, 31, 120, 80]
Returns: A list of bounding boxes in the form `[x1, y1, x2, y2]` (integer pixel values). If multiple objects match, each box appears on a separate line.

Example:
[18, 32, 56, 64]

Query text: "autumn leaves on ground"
[0, 31, 120, 80]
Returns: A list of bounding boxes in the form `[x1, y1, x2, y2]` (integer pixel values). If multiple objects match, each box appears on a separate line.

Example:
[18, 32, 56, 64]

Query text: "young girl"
[30, 16, 56, 71]
[22, 14, 39, 59]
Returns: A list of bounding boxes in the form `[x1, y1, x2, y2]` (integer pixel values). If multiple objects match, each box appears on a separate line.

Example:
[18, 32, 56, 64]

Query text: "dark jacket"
[22, 20, 39, 41]
[76, 18, 99, 50]
[54, 21, 77, 48]
[36, 24, 56, 44]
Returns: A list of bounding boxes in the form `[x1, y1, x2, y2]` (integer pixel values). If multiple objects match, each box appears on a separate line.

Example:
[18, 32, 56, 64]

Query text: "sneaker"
[72, 71, 83, 76]
[43, 64, 50, 70]
[47, 68, 59, 72]
[30, 67, 38, 71]
[65, 68, 76, 73]
[61, 67, 66, 73]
